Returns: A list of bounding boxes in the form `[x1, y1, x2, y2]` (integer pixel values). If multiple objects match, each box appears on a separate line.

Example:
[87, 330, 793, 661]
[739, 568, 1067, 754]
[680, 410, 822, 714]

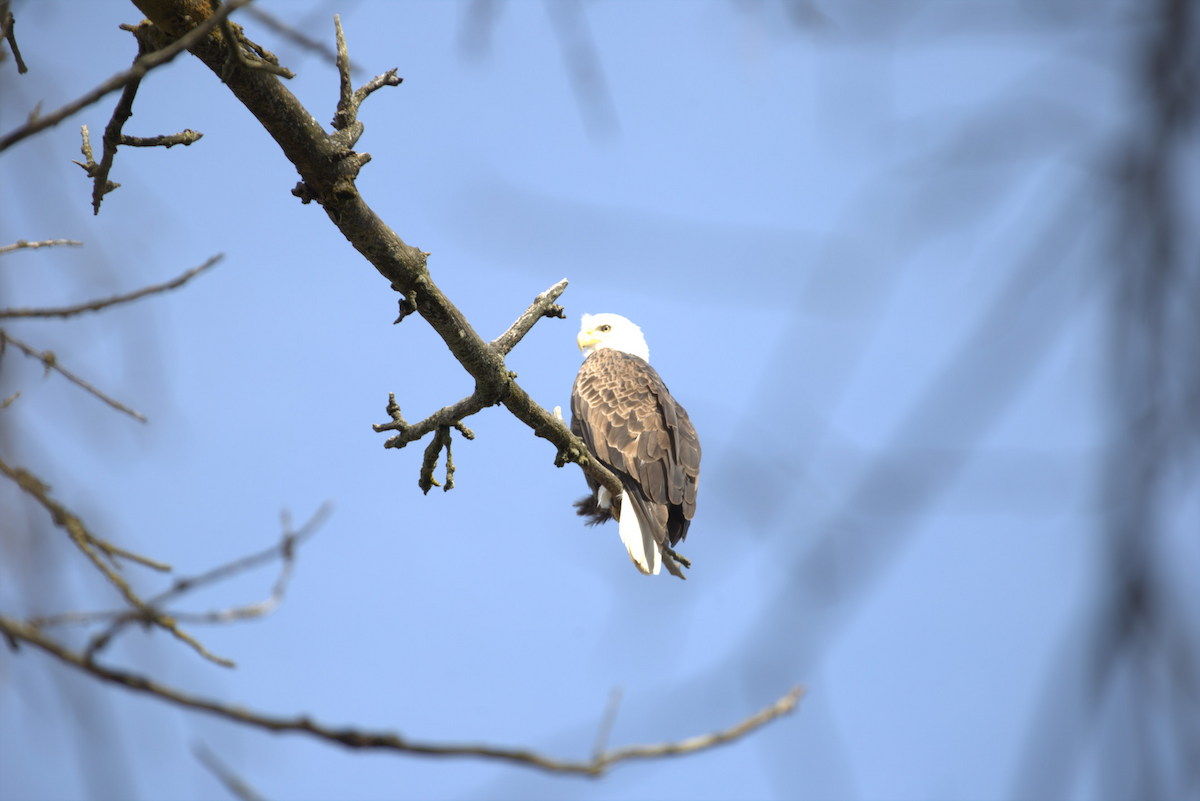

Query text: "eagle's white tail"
[618, 496, 661, 576]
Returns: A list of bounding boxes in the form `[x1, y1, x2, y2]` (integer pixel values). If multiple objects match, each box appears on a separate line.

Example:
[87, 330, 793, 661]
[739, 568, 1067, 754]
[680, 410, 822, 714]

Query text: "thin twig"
[1, 4, 27, 74]
[86, 27, 149, 214]
[592, 686, 624, 760]
[333, 16, 353, 127]
[0, 613, 805, 776]
[0, 455, 231, 667]
[70, 125, 119, 202]
[243, 5, 364, 75]
[120, 129, 203, 148]
[0, 254, 222, 319]
[0, 0, 252, 153]
[194, 743, 267, 801]
[220, 17, 294, 81]
[0, 239, 83, 255]
[161, 503, 332, 624]
[0, 330, 148, 422]
[29, 504, 330, 631]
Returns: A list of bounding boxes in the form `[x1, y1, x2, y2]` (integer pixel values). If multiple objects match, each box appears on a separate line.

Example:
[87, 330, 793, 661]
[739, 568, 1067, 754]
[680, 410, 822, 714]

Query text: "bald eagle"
[571, 313, 701, 579]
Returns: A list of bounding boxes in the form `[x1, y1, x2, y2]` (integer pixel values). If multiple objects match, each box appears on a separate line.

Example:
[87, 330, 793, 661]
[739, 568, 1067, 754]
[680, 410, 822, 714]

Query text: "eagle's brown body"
[570, 347, 701, 577]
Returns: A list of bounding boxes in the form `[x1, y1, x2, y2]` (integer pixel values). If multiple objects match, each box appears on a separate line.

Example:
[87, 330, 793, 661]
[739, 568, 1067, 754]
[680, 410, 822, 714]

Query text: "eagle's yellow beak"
[578, 328, 600, 352]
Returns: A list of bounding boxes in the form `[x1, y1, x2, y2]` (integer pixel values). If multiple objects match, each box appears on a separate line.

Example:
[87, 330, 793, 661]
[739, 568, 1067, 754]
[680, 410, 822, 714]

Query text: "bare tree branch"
[0, 612, 805, 776]
[0, 239, 83, 255]
[0, 330, 148, 421]
[0, 254, 222, 319]
[0, 0, 251, 153]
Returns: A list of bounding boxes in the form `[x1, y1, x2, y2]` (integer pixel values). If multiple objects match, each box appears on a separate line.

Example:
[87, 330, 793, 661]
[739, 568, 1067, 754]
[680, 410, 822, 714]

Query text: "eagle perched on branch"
[570, 313, 701, 579]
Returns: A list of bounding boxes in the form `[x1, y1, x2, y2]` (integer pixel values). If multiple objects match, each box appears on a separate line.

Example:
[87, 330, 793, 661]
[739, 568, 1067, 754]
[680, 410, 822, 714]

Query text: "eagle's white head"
[577, 313, 650, 363]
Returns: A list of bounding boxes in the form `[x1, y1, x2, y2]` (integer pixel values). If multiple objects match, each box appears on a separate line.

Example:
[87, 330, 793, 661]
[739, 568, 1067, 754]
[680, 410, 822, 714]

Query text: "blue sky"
[2, 2, 1190, 799]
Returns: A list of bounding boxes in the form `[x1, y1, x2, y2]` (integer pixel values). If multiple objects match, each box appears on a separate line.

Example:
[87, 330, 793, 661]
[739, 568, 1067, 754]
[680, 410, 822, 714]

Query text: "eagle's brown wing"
[570, 348, 701, 552]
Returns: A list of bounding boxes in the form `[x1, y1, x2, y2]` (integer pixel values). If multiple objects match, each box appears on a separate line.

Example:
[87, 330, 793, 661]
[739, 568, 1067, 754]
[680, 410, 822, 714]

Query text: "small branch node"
[393, 289, 418, 324]
[291, 181, 318, 204]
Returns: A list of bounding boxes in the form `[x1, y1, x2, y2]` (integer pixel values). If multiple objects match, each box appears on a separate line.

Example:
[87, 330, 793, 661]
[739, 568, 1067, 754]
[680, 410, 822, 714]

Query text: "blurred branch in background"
[0, 253, 221, 319]
[1017, 0, 1200, 797]
[0, 330, 149, 421]
[543, 1, 620, 141]
[193, 743, 267, 801]
[723, 1, 1200, 798]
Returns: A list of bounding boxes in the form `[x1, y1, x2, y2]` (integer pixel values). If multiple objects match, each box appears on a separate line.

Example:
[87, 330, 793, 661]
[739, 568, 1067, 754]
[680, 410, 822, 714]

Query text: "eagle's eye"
[599, 324, 612, 333]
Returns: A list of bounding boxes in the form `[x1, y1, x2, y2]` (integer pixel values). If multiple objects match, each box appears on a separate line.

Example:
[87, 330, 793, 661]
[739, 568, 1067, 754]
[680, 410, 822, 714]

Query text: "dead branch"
[0, 612, 805, 777]
[0, 253, 222, 319]
[0, 330, 148, 421]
